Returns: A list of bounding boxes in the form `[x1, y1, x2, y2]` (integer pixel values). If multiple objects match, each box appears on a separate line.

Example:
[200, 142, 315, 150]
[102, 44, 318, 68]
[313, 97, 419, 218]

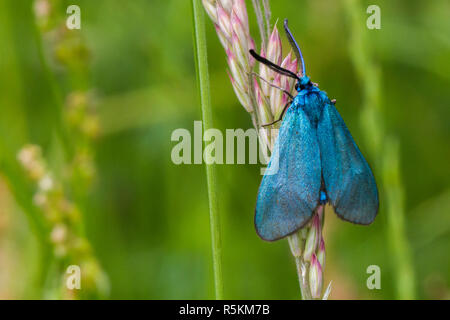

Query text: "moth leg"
[261, 101, 291, 127]
[251, 72, 294, 100]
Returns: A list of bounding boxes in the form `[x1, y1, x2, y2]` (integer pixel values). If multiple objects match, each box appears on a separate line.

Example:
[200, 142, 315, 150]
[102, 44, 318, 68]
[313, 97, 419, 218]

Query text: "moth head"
[296, 76, 311, 91]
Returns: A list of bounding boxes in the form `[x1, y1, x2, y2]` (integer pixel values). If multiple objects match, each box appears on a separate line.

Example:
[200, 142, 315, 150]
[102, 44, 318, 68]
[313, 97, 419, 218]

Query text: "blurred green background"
[0, 0, 449, 299]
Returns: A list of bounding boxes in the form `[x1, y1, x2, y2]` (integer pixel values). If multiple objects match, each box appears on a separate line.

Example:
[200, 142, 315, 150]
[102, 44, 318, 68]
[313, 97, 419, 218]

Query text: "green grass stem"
[191, 0, 224, 300]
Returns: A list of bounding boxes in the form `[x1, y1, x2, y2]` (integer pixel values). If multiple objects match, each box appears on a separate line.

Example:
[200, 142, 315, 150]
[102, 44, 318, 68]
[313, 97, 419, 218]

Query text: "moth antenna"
[249, 49, 300, 80]
[284, 19, 306, 76]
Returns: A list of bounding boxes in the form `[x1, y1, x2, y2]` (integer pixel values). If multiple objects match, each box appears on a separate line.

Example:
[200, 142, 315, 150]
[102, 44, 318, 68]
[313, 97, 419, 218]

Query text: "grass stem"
[191, 0, 224, 300]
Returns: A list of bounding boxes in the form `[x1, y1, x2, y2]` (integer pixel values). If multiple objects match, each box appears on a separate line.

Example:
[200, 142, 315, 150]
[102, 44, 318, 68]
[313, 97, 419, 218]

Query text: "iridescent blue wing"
[318, 103, 379, 224]
[255, 106, 322, 241]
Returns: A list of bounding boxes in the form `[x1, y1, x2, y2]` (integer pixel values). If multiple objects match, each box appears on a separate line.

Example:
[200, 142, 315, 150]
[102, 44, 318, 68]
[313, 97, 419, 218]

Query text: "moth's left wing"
[317, 103, 379, 224]
[255, 106, 322, 241]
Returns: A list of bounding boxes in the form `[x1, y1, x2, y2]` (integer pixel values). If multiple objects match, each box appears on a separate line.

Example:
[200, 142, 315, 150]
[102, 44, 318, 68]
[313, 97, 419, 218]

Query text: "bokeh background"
[0, 0, 449, 299]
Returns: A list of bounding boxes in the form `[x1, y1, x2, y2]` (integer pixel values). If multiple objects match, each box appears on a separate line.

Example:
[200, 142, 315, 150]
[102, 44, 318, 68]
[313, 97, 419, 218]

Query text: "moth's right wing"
[255, 106, 322, 241]
[317, 102, 379, 224]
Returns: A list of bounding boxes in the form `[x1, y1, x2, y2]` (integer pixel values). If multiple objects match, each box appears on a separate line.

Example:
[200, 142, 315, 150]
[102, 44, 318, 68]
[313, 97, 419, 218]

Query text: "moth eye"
[295, 83, 300, 91]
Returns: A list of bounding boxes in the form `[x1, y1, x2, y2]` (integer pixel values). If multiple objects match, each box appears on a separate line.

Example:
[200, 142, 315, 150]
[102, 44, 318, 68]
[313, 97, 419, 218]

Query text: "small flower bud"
[219, 0, 233, 13]
[269, 73, 282, 115]
[231, 32, 248, 71]
[278, 94, 289, 117]
[228, 72, 252, 112]
[280, 53, 297, 94]
[267, 26, 282, 66]
[317, 237, 325, 268]
[248, 37, 256, 67]
[231, 10, 248, 53]
[33, 191, 47, 207]
[51, 224, 67, 244]
[304, 214, 320, 261]
[254, 79, 271, 123]
[258, 48, 270, 97]
[289, 56, 299, 72]
[226, 48, 246, 91]
[214, 23, 229, 49]
[17, 145, 46, 180]
[202, 0, 217, 22]
[34, 0, 50, 19]
[287, 232, 302, 257]
[39, 174, 54, 192]
[232, 0, 250, 38]
[317, 205, 324, 224]
[309, 254, 323, 299]
[216, 3, 232, 39]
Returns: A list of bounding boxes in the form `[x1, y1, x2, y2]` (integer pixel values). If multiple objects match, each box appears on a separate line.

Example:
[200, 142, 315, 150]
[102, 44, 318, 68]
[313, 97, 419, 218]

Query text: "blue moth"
[251, 20, 379, 241]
